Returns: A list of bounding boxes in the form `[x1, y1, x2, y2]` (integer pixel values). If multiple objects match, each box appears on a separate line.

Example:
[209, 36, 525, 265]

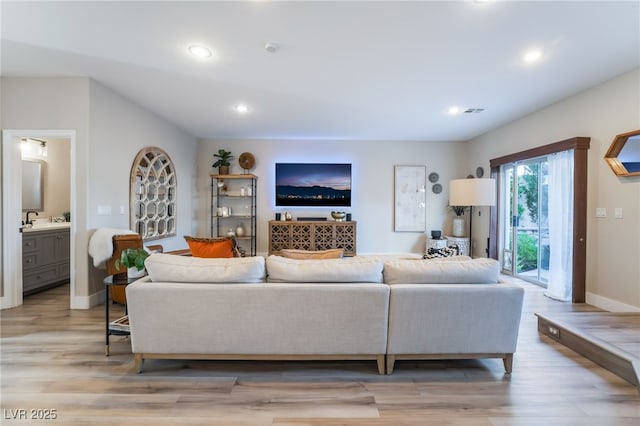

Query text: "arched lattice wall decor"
[130, 147, 177, 241]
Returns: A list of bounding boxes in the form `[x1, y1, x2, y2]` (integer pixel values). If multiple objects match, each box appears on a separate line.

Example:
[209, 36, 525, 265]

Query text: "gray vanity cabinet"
[22, 228, 70, 295]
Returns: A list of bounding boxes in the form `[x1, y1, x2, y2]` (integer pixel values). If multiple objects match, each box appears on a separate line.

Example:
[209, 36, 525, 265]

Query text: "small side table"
[104, 275, 139, 356]
[426, 238, 448, 253]
[445, 236, 470, 256]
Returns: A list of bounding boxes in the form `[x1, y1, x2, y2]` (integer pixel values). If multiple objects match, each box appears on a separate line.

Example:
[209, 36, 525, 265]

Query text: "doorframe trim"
[489, 136, 590, 303]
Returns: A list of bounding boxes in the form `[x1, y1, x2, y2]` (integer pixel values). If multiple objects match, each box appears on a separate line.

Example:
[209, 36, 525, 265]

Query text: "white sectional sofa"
[125, 254, 524, 375]
[383, 259, 524, 374]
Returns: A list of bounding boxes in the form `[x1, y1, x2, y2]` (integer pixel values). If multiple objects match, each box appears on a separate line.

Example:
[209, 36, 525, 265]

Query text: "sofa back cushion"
[383, 258, 500, 284]
[145, 253, 265, 283]
[266, 255, 383, 283]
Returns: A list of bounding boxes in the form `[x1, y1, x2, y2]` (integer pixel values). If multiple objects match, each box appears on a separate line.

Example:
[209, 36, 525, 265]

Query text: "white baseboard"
[586, 292, 640, 312]
[0, 296, 19, 310]
[70, 289, 105, 310]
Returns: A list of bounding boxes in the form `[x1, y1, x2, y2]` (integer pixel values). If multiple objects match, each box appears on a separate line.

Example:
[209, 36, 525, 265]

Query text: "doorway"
[2, 130, 76, 310]
[489, 136, 590, 303]
[21, 137, 71, 296]
[500, 157, 549, 287]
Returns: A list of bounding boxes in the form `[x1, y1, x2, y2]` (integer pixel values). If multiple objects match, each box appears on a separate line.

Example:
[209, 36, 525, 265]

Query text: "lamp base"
[452, 218, 465, 237]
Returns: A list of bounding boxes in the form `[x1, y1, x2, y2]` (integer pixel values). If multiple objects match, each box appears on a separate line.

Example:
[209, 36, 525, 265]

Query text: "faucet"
[25, 211, 39, 225]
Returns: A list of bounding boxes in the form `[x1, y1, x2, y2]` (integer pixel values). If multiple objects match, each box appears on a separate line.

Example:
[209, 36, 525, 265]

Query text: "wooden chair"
[105, 234, 142, 304]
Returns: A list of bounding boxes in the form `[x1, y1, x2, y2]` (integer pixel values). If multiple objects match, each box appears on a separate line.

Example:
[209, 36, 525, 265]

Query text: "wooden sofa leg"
[503, 354, 513, 374]
[376, 355, 386, 375]
[134, 354, 144, 373]
[386, 355, 395, 375]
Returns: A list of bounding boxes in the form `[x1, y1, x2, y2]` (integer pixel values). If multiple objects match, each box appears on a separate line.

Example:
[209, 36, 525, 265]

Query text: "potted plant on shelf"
[115, 248, 149, 279]
[449, 205, 468, 237]
[212, 149, 234, 175]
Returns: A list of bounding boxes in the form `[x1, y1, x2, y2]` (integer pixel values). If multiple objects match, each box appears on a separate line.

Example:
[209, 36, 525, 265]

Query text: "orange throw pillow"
[184, 236, 238, 258]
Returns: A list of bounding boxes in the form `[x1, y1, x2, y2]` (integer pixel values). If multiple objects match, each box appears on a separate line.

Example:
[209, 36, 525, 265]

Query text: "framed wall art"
[394, 165, 427, 232]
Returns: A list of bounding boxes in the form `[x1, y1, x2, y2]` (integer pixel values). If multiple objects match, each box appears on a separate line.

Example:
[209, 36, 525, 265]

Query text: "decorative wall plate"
[238, 152, 255, 171]
[428, 172, 439, 183]
[432, 183, 442, 194]
[476, 166, 484, 178]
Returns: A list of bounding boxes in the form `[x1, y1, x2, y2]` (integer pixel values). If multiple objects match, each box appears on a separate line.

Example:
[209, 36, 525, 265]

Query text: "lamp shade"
[449, 178, 496, 206]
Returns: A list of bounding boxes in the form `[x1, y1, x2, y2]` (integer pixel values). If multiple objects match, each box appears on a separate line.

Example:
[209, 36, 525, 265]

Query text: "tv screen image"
[275, 163, 352, 207]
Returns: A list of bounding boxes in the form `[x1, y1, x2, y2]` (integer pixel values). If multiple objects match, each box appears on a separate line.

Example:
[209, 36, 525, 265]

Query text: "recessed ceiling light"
[264, 42, 278, 53]
[235, 104, 250, 114]
[188, 45, 212, 58]
[448, 106, 462, 115]
[523, 49, 542, 64]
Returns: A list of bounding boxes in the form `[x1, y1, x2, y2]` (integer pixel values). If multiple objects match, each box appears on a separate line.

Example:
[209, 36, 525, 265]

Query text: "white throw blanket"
[88, 228, 137, 269]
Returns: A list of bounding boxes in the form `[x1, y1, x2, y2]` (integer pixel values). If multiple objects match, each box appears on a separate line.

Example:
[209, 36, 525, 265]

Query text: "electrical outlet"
[595, 208, 607, 218]
[614, 208, 623, 219]
[120, 205, 126, 215]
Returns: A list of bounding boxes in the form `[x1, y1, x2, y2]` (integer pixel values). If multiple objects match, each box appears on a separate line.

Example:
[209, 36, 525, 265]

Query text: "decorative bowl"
[331, 211, 347, 221]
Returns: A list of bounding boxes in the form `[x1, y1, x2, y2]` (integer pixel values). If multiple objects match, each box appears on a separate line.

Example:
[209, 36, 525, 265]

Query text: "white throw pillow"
[383, 258, 500, 284]
[266, 255, 384, 283]
[145, 253, 266, 283]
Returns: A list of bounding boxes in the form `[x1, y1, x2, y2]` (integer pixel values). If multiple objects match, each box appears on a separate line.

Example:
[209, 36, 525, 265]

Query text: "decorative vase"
[452, 217, 465, 237]
[128, 267, 145, 279]
[235, 224, 245, 237]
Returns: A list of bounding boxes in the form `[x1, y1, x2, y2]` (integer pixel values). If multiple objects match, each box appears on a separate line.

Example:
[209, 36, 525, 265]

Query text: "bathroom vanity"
[22, 224, 70, 295]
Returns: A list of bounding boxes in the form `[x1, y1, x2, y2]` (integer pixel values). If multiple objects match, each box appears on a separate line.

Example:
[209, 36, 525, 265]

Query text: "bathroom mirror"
[22, 159, 44, 211]
[604, 129, 640, 177]
[130, 147, 177, 241]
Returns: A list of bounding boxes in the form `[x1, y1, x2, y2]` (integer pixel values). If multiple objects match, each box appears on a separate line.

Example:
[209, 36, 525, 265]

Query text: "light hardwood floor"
[1, 278, 639, 425]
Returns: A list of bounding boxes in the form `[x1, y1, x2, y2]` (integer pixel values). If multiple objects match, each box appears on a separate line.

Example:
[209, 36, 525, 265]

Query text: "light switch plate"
[595, 208, 607, 218]
[97, 205, 112, 215]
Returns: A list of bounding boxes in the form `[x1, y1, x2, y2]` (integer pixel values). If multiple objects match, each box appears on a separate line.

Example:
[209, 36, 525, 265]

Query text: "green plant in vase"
[449, 205, 467, 216]
[449, 205, 468, 237]
[115, 248, 149, 277]
[212, 149, 234, 175]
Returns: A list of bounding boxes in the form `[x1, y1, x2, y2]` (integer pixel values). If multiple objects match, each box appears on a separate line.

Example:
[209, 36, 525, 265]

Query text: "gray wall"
[467, 68, 640, 311]
[197, 139, 468, 255]
[1, 77, 197, 305]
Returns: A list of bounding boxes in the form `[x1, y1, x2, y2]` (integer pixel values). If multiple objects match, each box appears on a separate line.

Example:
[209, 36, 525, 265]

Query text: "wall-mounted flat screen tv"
[275, 163, 352, 207]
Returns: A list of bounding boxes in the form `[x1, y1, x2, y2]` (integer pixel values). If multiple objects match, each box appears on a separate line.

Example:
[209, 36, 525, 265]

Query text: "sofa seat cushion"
[383, 258, 500, 284]
[266, 255, 384, 283]
[145, 253, 265, 283]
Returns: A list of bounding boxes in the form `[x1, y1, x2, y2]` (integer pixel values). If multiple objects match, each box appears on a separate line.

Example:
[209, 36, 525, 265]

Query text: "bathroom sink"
[23, 222, 71, 232]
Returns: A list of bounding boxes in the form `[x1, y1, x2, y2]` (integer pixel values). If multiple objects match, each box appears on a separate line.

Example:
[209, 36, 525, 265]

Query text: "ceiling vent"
[464, 108, 485, 114]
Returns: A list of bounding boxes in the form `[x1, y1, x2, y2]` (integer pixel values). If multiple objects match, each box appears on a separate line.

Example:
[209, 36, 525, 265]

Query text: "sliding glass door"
[500, 158, 549, 286]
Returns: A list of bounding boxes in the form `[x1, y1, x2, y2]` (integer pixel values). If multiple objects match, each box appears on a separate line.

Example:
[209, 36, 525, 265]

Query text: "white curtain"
[545, 150, 574, 301]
